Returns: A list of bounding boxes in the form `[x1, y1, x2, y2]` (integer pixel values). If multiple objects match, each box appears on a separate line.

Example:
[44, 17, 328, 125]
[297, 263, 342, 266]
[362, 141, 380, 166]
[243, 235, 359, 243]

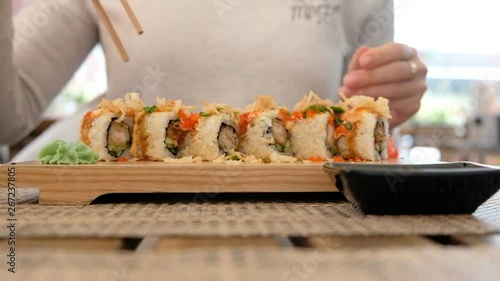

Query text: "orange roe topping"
[279, 109, 302, 123]
[328, 115, 335, 125]
[178, 109, 200, 130]
[304, 110, 315, 119]
[332, 156, 345, 162]
[349, 157, 363, 162]
[126, 108, 135, 116]
[308, 156, 323, 162]
[83, 111, 92, 121]
[334, 125, 349, 137]
[239, 111, 261, 136]
[117, 157, 128, 162]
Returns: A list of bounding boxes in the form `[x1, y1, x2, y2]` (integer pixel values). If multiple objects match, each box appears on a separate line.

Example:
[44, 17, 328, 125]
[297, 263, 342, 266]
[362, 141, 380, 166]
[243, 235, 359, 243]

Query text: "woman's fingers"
[388, 94, 422, 127]
[343, 58, 427, 90]
[348, 46, 370, 72]
[358, 42, 416, 70]
[338, 87, 421, 128]
[341, 43, 429, 127]
[339, 79, 426, 128]
[340, 78, 427, 101]
[343, 60, 418, 89]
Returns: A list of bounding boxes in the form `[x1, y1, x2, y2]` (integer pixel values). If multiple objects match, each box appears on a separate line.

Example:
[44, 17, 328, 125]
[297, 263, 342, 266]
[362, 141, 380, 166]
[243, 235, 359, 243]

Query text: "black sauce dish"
[323, 161, 500, 215]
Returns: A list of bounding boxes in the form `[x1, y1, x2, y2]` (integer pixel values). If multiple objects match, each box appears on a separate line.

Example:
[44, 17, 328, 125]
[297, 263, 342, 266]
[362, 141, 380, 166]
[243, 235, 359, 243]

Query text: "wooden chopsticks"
[91, 0, 143, 62]
[120, 0, 143, 35]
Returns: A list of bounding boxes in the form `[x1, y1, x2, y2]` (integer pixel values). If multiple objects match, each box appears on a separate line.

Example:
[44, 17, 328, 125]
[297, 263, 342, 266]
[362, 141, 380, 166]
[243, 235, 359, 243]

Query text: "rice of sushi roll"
[288, 92, 338, 161]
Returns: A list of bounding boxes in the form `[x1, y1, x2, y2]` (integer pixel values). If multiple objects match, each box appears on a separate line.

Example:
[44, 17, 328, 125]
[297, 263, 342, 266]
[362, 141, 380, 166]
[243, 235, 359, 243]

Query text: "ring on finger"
[408, 60, 418, 80]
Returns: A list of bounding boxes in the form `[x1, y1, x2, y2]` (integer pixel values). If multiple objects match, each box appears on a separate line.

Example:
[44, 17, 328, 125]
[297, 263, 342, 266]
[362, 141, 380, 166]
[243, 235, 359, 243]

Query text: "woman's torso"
[85, 0, 349, 108]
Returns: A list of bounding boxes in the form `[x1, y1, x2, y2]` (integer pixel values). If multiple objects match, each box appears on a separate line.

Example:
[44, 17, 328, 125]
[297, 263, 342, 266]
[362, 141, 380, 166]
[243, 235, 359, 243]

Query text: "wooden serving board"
[0, 161, 336, 205]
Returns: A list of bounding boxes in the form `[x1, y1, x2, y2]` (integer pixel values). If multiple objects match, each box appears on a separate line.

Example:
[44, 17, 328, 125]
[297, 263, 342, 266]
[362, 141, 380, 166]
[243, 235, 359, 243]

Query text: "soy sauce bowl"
[323, 161, 500, 215]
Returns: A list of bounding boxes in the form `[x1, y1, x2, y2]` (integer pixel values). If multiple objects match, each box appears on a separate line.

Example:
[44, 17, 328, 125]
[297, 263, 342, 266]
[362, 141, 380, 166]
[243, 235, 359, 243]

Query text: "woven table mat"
[0, 188, 38, 204]
[1, 192, 499, 238]
[1, 247, 499, 280]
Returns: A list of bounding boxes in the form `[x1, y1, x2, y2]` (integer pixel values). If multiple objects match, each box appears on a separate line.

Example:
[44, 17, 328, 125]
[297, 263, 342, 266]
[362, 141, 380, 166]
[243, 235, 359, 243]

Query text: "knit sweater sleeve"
[0, 0, 98, 144]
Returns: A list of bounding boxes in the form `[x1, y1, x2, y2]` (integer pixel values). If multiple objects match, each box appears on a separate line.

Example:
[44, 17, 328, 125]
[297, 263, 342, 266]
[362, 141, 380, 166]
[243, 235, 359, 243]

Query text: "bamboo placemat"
[1, 192, 499, 238]
[1, 247, 499, 280]
[0, 188, 38, 204]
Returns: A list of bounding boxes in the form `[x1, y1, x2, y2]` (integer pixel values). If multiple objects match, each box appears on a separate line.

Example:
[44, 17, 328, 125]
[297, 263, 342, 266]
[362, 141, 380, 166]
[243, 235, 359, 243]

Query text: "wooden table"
[1, 189, 500, 280]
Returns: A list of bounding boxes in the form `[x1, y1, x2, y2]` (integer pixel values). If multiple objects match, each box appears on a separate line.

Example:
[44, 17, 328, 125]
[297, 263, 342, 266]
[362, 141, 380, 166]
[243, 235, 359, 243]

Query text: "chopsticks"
[120, 0, 143, 35]
[91, 0, 143, 62]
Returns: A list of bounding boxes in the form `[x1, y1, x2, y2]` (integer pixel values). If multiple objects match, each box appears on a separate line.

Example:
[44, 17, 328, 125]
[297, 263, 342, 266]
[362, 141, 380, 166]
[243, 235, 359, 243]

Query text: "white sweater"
[0, 0, 393, 144]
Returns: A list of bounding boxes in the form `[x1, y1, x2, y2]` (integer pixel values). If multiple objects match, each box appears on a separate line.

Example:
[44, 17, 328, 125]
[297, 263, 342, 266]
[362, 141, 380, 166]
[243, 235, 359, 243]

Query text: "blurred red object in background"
[387, 137, 399, 159]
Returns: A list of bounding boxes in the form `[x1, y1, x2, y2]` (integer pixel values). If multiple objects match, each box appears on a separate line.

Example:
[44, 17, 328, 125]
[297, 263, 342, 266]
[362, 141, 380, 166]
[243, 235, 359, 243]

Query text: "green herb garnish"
[307, 105, 318, 111]
[330, 106, 345, 114]
[216, 107, 224, 112]
[334, 117, 343, 126]
[344, 121, 353, 130]
[303, 104, 328, 116]
[200, 112, 211, 117]
[230, 155, 240, 161]
[262, 157, 271, 164]
[144, 105, 157, 113]
[303, 104, 329, 118]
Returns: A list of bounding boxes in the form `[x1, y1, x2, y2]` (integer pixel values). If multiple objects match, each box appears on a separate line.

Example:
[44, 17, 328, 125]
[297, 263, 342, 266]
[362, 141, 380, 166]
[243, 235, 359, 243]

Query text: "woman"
[0, 0, 427, 145]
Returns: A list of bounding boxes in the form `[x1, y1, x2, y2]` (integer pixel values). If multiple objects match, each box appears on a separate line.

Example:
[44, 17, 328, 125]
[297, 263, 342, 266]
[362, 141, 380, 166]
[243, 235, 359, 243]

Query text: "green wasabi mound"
[38, 140, 99, 164]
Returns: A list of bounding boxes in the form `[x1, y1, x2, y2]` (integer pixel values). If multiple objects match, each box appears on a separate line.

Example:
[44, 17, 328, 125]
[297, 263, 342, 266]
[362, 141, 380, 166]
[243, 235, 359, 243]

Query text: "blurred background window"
[42, 46, 107, 119]
[395, 0, 500, 162]
[396, 0, 500, 127]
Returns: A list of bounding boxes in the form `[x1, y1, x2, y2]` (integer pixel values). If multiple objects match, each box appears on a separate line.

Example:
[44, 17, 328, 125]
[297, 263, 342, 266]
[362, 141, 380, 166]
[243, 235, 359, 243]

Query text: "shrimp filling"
[165, 120, 187, 156]
[218, 124, 238, 153]
[270, 118, 290, 152]
[107, 119, 131, 157]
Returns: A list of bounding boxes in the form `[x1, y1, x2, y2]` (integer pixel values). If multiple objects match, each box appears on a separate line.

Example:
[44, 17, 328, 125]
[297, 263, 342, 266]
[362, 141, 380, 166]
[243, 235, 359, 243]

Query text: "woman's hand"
[340, 42, 428, 127]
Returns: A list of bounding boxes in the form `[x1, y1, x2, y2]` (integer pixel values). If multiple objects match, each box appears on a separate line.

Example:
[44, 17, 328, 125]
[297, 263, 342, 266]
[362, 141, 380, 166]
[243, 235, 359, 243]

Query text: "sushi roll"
[288, 92, 338, 161]
[131, 98, 195, 161]
[81, 93, 144, 161]
[238, 96, 295, 162]
[180, 103, 239, 161]
[80, 91, 392, 163]
[334, 94, 391, 161]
